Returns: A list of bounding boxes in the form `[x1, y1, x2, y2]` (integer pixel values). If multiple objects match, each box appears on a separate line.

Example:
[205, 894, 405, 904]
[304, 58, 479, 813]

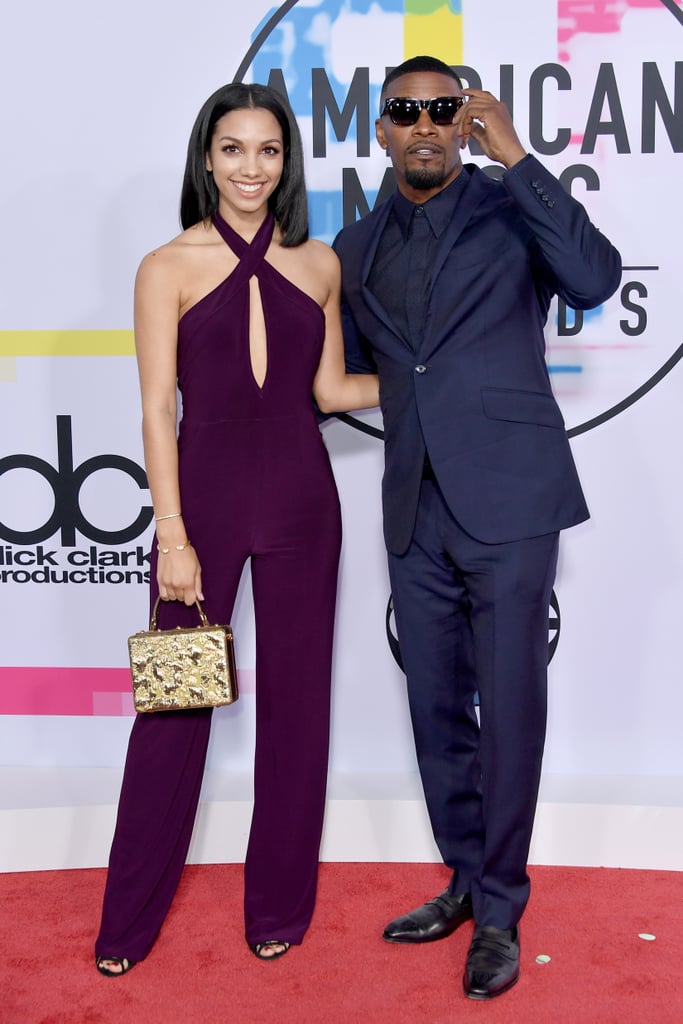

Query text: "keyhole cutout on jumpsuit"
[248, 274, 267, 389]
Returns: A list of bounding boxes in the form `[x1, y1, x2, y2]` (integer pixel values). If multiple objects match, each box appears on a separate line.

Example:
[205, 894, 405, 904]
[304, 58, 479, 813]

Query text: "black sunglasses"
[380, 96, 465, 126]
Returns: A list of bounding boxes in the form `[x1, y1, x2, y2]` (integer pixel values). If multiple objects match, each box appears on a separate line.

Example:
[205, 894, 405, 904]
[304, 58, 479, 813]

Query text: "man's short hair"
[381, 56, 464, 99]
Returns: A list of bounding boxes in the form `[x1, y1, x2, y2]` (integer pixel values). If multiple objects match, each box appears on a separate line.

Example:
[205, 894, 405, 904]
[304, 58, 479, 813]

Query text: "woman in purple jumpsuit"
[94, 84, 379, 975]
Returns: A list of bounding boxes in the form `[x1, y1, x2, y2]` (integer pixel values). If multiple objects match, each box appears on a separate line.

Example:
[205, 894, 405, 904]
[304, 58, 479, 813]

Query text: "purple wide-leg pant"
[96, 480, 341, 961]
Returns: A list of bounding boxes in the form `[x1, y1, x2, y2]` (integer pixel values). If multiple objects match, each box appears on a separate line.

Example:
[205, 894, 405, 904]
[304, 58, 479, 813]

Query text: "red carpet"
[3, 862, 682, 1023]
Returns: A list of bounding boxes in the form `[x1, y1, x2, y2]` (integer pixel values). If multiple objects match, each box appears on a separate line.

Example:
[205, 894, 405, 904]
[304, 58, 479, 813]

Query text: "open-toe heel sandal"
[96, 956, 136, 977]
[250, 940, 290, 961]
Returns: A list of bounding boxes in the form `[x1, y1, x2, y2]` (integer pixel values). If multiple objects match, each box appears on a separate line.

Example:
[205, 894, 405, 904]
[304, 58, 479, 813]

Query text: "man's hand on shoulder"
[455, 89, 527, 169]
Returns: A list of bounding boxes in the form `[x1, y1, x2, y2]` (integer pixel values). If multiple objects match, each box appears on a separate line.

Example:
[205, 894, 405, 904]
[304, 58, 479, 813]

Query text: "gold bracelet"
[157, 540, 191, 554]
[155, 512, 182, 522]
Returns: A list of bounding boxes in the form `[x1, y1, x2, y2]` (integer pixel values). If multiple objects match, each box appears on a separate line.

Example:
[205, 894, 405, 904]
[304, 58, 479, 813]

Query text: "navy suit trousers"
[388, 477, 559, 928]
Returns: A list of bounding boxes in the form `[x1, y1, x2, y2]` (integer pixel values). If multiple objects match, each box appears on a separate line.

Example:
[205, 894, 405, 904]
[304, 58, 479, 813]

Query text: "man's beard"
[404, 166, 446, 191]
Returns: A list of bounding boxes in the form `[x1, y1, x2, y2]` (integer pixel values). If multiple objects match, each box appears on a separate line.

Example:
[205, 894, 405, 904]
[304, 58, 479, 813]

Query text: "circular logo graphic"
[237, 0, 683, 437]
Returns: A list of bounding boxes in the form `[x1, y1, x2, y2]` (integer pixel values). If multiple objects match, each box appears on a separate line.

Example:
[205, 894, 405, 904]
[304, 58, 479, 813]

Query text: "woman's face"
[206, 107, 284, 219]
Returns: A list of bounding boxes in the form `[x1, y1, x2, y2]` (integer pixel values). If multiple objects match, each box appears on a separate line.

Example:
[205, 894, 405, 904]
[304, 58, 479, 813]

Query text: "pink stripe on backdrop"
[0, 666, 254, 716]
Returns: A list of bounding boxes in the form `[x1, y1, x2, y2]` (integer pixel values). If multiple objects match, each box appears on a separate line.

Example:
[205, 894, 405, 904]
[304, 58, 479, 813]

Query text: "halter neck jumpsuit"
[96, 212, 342, 958]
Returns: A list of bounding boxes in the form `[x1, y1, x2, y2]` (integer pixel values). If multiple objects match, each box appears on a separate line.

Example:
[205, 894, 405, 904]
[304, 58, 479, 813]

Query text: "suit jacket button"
[415, 364, 427, 374]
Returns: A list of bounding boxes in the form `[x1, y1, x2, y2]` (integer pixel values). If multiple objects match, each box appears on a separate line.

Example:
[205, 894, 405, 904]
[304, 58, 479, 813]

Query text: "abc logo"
[0, 416, 152, 547]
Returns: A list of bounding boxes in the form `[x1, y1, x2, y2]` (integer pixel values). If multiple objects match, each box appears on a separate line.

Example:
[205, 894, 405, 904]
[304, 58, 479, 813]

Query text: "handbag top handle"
[149, 597, 209, 631]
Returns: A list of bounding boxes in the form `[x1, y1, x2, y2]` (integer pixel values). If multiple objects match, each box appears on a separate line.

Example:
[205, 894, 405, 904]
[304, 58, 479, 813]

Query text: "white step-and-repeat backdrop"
[1, 1, 682, 791]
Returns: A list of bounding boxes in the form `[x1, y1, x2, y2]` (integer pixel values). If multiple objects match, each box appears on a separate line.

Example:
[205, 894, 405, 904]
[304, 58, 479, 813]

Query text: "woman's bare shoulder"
[302, 237, 339, 267]
[296, 237, 341, 284]
[137, 222, 218, 278]
[268, 236, 339, 308]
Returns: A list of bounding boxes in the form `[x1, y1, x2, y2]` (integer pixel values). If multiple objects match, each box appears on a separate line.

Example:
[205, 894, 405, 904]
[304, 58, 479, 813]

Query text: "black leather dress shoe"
[383, 891, 473, 944]
[463, 925, 520, 1000]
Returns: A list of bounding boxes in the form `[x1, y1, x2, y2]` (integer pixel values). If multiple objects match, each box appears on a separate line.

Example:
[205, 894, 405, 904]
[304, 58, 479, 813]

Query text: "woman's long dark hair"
[180, 83, 308, 247]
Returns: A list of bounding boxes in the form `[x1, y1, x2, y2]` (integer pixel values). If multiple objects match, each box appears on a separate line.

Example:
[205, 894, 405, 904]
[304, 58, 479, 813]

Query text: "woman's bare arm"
[311, 244, 380, 413]
[134, 249, 203, 605]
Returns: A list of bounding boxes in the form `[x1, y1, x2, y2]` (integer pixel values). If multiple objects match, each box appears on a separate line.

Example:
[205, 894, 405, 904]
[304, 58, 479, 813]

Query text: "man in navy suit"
[333, 55, 621, 1000]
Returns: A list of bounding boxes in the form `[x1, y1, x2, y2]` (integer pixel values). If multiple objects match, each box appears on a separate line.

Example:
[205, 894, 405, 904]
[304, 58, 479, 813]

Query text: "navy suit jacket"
[333, 155, 622, 555]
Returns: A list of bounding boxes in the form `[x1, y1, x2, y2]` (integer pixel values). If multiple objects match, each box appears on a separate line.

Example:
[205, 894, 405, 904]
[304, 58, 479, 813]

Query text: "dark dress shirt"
[367, 170, 469, 350]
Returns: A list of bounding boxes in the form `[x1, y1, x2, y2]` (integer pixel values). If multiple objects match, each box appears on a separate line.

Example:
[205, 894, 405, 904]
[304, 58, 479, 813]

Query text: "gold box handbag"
[128, 598, 238, 712]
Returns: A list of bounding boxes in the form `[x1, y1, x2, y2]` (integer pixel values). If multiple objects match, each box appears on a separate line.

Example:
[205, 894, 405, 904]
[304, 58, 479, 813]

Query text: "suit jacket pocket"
[481, 387, 565, 428]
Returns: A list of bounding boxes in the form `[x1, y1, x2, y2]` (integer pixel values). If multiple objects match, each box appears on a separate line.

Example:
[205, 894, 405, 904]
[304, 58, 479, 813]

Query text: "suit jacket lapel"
[416, 167, 491, 359]
[360, 197, 414, 350]
[428, 166, 488, 295]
